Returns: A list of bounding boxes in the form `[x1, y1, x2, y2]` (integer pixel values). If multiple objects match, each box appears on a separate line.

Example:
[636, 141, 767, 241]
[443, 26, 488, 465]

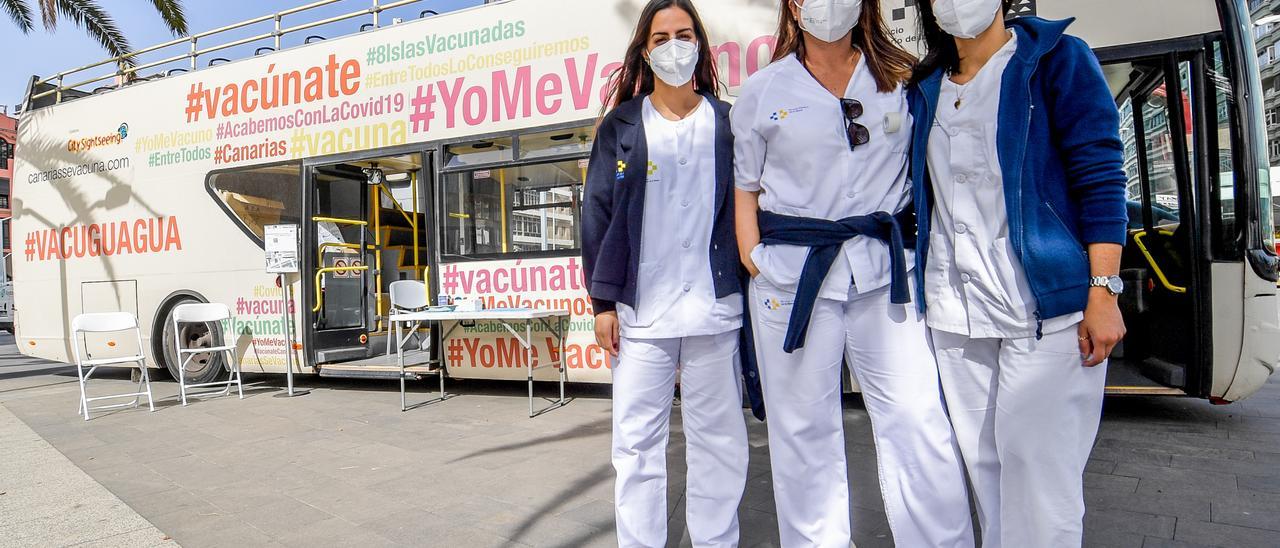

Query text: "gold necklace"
[952, 77, 974, 109]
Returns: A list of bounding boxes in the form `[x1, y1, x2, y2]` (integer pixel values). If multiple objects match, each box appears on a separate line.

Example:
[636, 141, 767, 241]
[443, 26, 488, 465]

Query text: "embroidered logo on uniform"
[647, 161, 658, 176]
[616, 160, 627, 181]
[769, 106, 808, 121]
[762, 297, 795, 310]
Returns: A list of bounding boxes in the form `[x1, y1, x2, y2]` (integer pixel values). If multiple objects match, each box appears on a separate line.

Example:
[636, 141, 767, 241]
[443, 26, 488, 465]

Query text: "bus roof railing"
[26, 0, 441, 108]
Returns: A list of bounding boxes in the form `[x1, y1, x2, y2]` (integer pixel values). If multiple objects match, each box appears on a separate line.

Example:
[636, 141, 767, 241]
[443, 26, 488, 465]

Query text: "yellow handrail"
[312, 265, 370, 312]
[312, 216, 368, 226]
[317, 242, 372, 262]
[1132, 229, 1187, 294]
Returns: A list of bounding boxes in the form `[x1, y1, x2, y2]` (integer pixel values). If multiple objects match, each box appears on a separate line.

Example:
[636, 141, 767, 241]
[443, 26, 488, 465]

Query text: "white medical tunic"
[925, 33, 1082, 338]
[617, 96, 743, 339]
[732, 53, 914, 302]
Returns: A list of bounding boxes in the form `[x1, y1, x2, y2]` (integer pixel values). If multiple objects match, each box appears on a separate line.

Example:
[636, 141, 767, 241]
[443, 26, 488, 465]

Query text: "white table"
[389, 308, 571, 416]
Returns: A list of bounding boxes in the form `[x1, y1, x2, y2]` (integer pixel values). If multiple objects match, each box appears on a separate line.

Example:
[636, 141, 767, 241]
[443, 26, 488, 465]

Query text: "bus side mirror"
[1247, 249, 1278, 283]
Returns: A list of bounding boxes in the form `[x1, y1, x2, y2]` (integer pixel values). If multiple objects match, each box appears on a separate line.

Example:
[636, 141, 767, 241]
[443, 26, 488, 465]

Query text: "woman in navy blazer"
[579, 1, 749, 546]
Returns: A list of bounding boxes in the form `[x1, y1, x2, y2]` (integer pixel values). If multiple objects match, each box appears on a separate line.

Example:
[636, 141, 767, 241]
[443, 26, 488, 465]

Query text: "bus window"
[1209, 40, 1243, 260]
[444, 137, 514, 169]
[518, 127, 595, 160]
[1139, 84, 1181, 228]
[207, 162, 303, 243]
[442, 159, 583, 258]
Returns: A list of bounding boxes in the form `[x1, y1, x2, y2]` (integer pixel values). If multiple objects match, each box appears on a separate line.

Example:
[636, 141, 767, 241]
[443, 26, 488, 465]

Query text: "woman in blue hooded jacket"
[908, 1, 1128, 546]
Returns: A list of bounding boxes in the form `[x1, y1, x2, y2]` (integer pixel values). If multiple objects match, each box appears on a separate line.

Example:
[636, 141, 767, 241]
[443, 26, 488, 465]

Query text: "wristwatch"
[1089, 275, 1125, 296]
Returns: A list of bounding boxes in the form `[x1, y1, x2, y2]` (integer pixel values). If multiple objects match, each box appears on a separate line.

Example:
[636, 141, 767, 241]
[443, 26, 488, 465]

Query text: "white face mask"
[647, 38, 699, 87]
[933, 0, 1002, 39]
[793, 0, 862, 43]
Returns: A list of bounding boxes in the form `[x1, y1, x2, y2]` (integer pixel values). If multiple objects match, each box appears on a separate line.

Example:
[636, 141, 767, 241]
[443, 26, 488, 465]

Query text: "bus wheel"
[158, 297, 227, 385]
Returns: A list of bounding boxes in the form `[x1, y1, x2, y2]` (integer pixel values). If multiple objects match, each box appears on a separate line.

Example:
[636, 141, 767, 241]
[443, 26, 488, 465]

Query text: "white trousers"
[932, 326, 1107, 548]
[750, 278, 974, 548]
[612, 330, 750, 548]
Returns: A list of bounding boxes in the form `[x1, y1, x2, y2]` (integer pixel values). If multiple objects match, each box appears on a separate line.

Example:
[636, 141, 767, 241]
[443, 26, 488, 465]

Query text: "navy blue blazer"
[580, 92, 742, 313]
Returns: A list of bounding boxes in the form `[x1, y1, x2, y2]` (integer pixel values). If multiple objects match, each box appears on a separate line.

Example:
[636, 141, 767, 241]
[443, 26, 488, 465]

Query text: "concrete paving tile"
[146, 454, 244, 491]
[1228, 429, 1280, 445]
[68, 526, 178, 547]
[1084, 488, 1212, 521]
[736, 506, 781, 546]
[554, 497, 615, 531]
[60, 446, 138, 472]
[195, 479, 296, 514]
[0, 490, 133, 541]
[1083, 530, 1148, 548]
[1114, 463, 1239, 496]
[492, 508, 607, 547]
[285, 479, 407, 524]
[1084, 471, 1140, 493]
[1087, 458, 1118, 474]
[119, 486, 217, 520]
[1084, 507, 1176, 539]
[1210, 499, 1280, 532]
[1141, 538, 1224, 548]
[741, 473, 778, 514]
[1253, 450, 1280, 465]
[233, 495, 335, 537]
[1175, 519, 1280, 548]
[1238, 474, 1280, 494]
[1089, 446, 1174, 467]
[1218, 415, 1280, 434]
[274, 516, 400, 548]
[1171, 455, 1280, 477]
[0, 402, 172, 548]
[90, 463, 181, 500]
[358, 507, 521, 547]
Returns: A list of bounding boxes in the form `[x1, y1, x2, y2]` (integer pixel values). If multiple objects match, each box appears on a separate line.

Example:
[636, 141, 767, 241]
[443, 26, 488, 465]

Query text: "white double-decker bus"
[11, 0, 1279, 402]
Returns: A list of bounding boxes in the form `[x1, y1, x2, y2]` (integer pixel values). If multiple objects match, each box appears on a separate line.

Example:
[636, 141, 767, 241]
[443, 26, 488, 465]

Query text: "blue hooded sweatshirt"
[908, 16, 1129, 328]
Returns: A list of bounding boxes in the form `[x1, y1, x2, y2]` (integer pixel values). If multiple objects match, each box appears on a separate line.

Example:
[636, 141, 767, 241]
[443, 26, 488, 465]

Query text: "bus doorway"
[1102, 36, 1238, 397]
[302, 151, 433, 374]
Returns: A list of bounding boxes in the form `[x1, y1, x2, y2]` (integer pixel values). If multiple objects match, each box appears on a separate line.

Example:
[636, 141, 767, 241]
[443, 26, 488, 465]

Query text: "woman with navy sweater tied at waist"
[909, 1, 1128, 546]
[733, 1, 972, 546]
[581, 1, 748, 546]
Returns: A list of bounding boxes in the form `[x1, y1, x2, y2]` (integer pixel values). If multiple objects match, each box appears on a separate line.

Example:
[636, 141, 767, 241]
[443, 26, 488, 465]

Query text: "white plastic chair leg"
[77, 364, 90, 421]
[234, 348, 245, 400]
[141, 362, 155, 412]
[179, 355, 189, 406]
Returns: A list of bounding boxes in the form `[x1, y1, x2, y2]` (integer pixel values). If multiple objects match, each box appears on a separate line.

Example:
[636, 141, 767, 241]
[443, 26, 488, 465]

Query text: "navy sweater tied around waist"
[751, 208, 916, 353]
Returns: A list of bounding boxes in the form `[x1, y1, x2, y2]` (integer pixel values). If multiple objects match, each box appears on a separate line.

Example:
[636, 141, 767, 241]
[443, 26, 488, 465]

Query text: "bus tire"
[157, 296, 228, 386]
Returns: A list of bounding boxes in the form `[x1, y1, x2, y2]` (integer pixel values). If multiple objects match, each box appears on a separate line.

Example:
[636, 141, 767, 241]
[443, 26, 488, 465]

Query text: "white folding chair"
[72, 312, 154, 421]
[387, 280, 446, 411]
[385, 280, 430, 356]
[172, 303, 244, 406]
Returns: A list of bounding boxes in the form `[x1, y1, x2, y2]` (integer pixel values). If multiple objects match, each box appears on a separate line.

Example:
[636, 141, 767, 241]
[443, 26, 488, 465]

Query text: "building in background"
[0, 105, 14, 257]
[1251, 0, 1280, 248]
[1252, 0, 1280, 162]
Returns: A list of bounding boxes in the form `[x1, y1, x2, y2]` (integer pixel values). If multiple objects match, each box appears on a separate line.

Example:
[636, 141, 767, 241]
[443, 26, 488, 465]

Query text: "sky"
[0, 0, 484, 111]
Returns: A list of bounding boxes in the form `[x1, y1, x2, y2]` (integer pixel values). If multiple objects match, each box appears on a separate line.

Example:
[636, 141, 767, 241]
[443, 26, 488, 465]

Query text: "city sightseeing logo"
[67, 123, 129, 152]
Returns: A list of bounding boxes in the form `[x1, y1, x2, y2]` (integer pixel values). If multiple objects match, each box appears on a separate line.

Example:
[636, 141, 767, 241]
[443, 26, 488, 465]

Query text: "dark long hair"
[602, 0, 720, 111]
[911, 0, 1015, 84]
[772, 0, 916, 93]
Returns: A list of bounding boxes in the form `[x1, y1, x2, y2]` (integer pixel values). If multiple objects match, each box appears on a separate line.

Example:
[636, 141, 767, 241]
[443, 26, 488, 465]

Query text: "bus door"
[306, 163, 372, 363]
[1101, 35, 1242, 397]
[304, 152, 432, 367]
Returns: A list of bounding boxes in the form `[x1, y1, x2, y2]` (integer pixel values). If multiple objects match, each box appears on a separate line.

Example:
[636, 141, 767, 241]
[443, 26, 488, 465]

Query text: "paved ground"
[1, 332, 1278, 547]
[0, 404, 176, 547]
